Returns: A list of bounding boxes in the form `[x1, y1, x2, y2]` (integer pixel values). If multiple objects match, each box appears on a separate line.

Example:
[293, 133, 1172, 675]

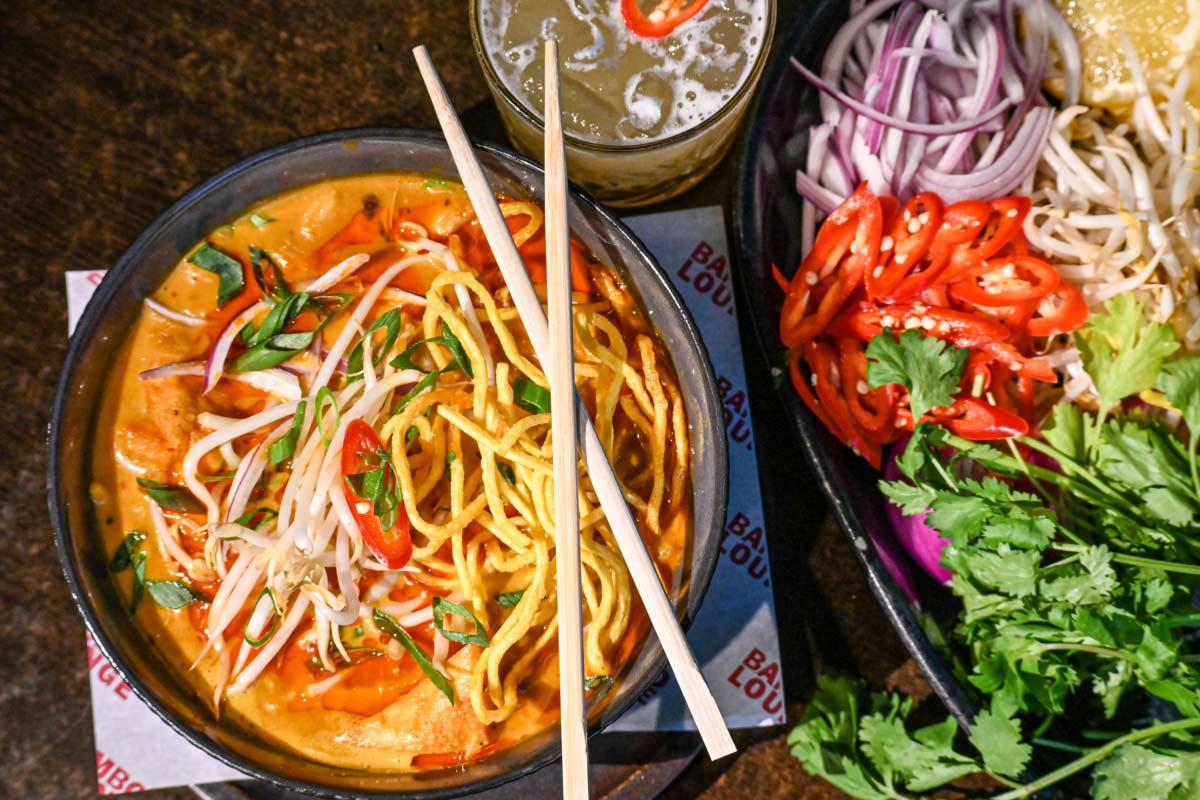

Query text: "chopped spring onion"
[130, 552, 147, 613]
[513, 379, 551, 415]
[432, 597, 490, 646]
[584, 675, 612, 689]
[495, 589, 524, 607]
[348, 308, 403, 382]
[390, 321, 473, 378]
[268, 400, 308, 465]
[243, 587, 281, 647]
[315, 387, 340, 447]
[249, 213, 275, 228]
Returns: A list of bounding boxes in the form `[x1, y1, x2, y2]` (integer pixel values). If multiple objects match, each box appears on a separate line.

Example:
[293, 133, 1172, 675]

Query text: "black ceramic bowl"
[48, 128, 728, 798]
[731, 3, 975, 726]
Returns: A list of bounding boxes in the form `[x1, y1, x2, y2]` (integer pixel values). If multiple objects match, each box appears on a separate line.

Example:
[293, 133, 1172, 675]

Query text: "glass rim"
[468, 0, 778, 154]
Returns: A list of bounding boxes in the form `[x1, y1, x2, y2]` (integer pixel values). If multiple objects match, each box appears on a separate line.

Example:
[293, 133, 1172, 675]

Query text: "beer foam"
[478, 0, 768, 144]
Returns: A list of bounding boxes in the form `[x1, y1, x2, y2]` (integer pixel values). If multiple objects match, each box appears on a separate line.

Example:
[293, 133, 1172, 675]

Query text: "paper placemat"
[67, 205, 782, 794]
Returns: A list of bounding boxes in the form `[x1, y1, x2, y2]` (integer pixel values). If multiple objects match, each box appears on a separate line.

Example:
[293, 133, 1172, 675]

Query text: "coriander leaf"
[1076, 294, 1179, 412]
[137, 477, 203, 513]
[1042, 402, 1086, 464]
[432, 597, 490, 647]
[495, 590, 524, 607]
[1158, 356, 1200, 432]
[373, 609, 454, 704]
[966, 704, 1030, 778]
[1039, 545, 1117, 605]
[1092, 744, 1200, 800]
[1145, 680, 1200, 719]
[109, 530, 146, 573]
[926, 493, 991, 544]
[878, 480, 935, 517]
[859, 712, 978, 792]
[979, 516, 1055, 550]
[866, 329, 967, 422]
[787, 675, 896, 800]
[188, 243, 244, 307]
[146, 579, 204, 610]
[961, 548, 1039, 598]
[268, 401, 307, 465]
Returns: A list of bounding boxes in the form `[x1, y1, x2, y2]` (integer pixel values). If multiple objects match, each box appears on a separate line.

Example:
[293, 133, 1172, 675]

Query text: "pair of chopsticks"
[413, 42, 735, 795]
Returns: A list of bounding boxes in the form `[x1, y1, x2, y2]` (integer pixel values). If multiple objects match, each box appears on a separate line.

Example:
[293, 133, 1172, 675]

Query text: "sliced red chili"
[939, 396, 1029, 440]
[837, 338, 899, 434]
[867, 193, 943, 301]
[806, 340, 882, 467]
[1026, 280, 1088, 337]
[621, 0, 711, 37]
[779, 184, 883, 348]
[982, 342, 1056, 383]
[826, 301, 1011, 348]
[888, 199, 991, 299]
[341, 419, 412, 569]
[949, 255, 1060, 307]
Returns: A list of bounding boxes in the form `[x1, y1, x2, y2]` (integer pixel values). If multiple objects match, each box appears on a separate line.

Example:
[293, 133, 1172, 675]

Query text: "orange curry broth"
[90, 172, 691, 771]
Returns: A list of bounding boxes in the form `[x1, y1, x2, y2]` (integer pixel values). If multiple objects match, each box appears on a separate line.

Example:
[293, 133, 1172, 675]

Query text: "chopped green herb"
[130, 551, 147, 613]
[498, 462, 516, 485]
[432, 597, 490, 647]
[249, 245, 293, 305]
[109, 531, 146, 573]
[866, 328, 967, 423]
[373, 608, 454, 704]
[446, 451, 457, 469]
[353, 625, 364, 638]
[198, 471, 238, 483]
[188, 243, 244, 307]
[243, 291, 307, 348]
[405, 425, 419, 444]
[390, 321, 473, 378]
[249, 213, 276, 228]
[137, 477, 203, 513]
[268, 400, 308, 465]
[315, 386, 340, 447]
[348, 308, 403, 382]
[584, 675, 611, 689]
[243, 587, 280, 646]
[232, 508, 278, 530]
[513, 378, 552, 415]
[346, 447, 401, 532]
[393, 369, 440, 414]
[146, 579, 205, 610]
[495, 590, 524, 607]
[425, 178, 457, 191]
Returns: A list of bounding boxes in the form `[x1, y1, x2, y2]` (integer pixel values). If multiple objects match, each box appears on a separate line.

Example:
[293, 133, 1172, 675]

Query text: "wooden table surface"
[0, 2, 934, 797]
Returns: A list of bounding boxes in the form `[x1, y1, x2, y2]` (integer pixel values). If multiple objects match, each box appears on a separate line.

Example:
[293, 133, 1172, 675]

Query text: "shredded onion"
[791, 0, 1080, 245]
[144, 297, 205, 327]
[139, 360, 301, 400]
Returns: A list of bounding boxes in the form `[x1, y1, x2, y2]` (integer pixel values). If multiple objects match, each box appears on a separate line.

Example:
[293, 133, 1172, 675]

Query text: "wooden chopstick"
[412, 45, 736, 761]
[543, 39, 589, 799]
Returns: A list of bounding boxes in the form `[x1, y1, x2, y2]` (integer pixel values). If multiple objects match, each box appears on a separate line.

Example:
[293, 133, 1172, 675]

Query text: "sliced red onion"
[144, 297, 205, 327]
[883, 445, 953, 587]
[791, 0, 1080, 211]
[139, 359, 301, 400]
[792, 57, 1015, 137]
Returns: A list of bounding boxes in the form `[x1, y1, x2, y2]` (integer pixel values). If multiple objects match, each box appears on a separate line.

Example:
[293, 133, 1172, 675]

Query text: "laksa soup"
[91, 172, 693, 771]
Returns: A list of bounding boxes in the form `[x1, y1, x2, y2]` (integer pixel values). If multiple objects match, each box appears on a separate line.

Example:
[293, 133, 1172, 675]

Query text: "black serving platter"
[731, 0, 977, 728]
